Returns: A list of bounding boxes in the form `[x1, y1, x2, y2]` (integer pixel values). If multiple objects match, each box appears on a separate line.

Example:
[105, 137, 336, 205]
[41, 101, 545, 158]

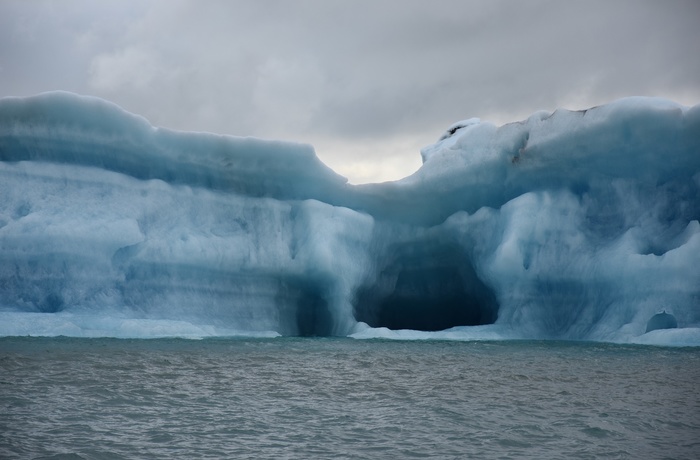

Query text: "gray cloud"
[1, 0, 699, 182]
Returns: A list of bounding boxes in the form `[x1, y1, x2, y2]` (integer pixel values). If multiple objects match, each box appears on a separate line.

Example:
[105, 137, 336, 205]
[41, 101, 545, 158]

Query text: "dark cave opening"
[275, 277, 333, 337]
[295, 285, 333, 337]
[354, 241, 498, 332]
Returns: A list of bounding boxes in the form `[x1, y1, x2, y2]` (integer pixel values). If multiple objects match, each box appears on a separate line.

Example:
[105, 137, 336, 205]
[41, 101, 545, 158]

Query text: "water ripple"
[1, 338, 698, 459]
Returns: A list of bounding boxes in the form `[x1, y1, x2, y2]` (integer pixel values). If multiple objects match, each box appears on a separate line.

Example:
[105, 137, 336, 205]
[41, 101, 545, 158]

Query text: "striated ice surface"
[1, 92, 699, 344]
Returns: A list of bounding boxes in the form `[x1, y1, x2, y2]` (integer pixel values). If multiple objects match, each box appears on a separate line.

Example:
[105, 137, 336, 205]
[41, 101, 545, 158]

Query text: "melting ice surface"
[0, 92, 699, 345]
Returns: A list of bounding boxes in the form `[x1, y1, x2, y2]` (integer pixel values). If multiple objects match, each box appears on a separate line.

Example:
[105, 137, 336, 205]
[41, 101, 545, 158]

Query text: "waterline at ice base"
[1, 92, 698, 346]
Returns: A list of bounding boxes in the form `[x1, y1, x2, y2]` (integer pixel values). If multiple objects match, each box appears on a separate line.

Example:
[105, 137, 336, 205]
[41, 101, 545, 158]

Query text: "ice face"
[1, 92, 698, 344]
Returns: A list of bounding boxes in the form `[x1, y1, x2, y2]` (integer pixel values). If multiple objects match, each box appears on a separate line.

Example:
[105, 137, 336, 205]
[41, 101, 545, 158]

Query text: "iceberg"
[1, 92, 699, 344]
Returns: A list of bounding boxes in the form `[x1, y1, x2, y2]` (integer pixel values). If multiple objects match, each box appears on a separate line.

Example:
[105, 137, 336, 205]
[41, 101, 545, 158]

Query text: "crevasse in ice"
[1, 92, 698, 344]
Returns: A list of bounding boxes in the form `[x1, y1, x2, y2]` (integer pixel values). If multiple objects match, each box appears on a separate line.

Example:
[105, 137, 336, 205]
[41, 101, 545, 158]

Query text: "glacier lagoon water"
[0, 92, 699, 345]
[1, 337, 699, 459]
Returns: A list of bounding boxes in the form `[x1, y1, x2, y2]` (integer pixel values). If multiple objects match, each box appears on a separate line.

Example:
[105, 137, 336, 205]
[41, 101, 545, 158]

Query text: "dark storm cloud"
[1, 0, 698, 182]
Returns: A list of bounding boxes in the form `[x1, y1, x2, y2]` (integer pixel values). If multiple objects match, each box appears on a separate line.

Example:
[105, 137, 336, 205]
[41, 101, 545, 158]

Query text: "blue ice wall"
[1, 92, 698, 344]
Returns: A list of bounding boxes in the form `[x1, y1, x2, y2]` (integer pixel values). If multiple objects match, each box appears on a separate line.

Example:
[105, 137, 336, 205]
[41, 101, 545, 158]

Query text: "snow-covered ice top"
[0, 91, 347, 199]
[1, 92, 699, 345]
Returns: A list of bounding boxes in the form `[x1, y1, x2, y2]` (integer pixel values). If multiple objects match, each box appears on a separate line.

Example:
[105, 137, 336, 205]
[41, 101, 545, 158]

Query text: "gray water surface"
[1, 337, 698, 459]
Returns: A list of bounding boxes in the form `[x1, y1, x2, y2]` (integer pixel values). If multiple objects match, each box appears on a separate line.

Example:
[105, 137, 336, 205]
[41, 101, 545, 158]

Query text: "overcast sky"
[1, 0, 699, 183]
